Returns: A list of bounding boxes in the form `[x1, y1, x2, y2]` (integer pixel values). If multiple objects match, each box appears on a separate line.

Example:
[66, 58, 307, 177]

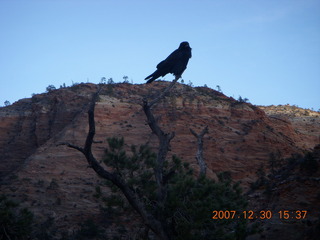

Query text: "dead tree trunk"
[190, 126, 209, 177]
[59, 87, 170, 240]
[142, 77, 179, 236]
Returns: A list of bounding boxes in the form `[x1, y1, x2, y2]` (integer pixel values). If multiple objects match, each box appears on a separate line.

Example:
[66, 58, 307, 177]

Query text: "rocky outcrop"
[0, 82, 319, 238]
[259, 105, 320, 150]
[0, 85, 96, 180]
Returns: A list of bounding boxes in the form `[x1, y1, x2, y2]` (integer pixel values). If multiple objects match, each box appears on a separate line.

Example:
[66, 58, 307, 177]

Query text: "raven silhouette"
[145, 42, 192, 84]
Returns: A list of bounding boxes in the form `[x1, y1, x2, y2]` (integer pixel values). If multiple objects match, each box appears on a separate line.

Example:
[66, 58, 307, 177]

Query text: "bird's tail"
[146, 76, 157, 84]
[145, 70, 160, 84]
[145, 73, 153, 81]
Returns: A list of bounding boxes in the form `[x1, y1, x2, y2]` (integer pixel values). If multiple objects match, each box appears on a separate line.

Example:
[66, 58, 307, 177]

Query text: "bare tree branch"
[3, 226, 12, 240]
[147, 76, 180, 108]
[190, 126, 209, 177]
[57, 142, 84, 154]
[142, 77, 179, 198]
[142, 78, 183, 237]
[142, 99, 174, 233]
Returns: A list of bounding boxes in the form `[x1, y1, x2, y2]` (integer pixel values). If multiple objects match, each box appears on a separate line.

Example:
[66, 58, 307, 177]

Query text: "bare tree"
[59, 88, 170, 239]
[59, 80, 249, 240]
[141, 77, 180, 236]
[59, 79, 180, 239]
[190, 126, 209, 177]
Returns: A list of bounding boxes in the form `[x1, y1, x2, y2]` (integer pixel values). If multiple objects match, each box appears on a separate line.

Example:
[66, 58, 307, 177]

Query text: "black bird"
[145, 41, 192, 84]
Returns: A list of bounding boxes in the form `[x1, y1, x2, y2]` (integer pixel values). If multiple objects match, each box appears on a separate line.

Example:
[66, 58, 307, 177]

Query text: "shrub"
[101, 137, 248, 239]
[0, 195, 34, 240]
[46, 84, 56, 92]
[76, 219, 104, 239]
[300, 152, 319, 175]
[237, 96, 249, 103]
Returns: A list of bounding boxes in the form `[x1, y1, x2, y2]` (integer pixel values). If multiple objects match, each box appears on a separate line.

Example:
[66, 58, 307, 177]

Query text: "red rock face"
[0, 82, 319, 238]
[259, 105, 320, 150]
[0, 85, 96, 180]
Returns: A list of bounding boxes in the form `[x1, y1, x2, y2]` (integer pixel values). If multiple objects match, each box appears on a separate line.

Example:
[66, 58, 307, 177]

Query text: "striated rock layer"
[0, 82, 319, 238]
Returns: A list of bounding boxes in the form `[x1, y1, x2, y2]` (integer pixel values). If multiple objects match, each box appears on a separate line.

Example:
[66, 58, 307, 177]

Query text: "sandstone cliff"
[0, 82, 319, 239]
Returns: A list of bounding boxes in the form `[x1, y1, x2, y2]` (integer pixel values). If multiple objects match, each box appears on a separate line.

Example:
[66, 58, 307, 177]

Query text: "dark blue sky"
[1, 0, 319, 110]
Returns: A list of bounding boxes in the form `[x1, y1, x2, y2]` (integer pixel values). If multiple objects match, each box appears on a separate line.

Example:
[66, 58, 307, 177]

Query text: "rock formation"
[0, 82, 319, 239]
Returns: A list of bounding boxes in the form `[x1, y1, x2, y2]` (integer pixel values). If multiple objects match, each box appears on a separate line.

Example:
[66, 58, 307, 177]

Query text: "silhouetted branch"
[143, 100, 174, 222]
[142, 80, 179, 237]
[190, 126, 209, 177]
[57, 142, 84, 154]
[147, 76, 180, 108]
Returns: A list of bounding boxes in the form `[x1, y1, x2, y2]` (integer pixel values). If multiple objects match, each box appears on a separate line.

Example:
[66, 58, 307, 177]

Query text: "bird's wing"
[156, 49, 181, 70]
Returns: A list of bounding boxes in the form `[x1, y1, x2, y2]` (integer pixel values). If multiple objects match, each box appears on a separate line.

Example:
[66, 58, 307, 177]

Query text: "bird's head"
[179, 41, 190, 49]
